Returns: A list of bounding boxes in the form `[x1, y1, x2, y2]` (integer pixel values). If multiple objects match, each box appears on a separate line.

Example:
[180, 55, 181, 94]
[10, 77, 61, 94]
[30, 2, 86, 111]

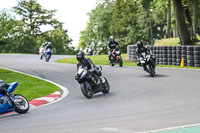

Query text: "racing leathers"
[136, 47, 155, 69]
[77, 58, 102, 84]
[107, 41, 121, 62]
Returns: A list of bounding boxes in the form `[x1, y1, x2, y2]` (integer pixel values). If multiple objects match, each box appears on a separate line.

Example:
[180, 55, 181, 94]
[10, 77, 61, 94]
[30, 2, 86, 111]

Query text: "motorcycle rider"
[40, 42, 48, 49]
[136, 41, 155, 69]
[0, 80, 8, 95]
[0, 80, 14, 105]
[39, 42, 47, 54]
[107, 36, 121, 63]
[45, 42, 53, 51]
[76, 52, 102, 84]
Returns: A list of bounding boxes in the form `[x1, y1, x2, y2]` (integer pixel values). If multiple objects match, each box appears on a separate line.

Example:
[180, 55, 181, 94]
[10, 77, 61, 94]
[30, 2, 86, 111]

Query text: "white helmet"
[109, 36, 114, 42]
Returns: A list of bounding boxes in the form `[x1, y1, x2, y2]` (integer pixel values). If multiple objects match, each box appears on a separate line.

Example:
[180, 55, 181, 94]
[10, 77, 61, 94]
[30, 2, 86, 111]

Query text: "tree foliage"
[0, 0, 73, 54]
[79, 0, 199, 54]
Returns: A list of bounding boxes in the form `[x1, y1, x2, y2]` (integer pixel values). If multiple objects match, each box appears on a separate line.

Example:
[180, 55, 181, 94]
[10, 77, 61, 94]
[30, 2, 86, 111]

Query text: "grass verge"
[0, 68, 59, 101]
[154, 36, 200, 46]
[56, 54, 137, 66]
[56, 54, 200, 69]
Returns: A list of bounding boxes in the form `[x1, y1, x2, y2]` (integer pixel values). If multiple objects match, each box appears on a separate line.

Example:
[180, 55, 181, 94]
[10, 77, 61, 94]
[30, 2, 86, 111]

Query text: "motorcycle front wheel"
[40, 54, 43, 60]
[118, 56, 123, 67]
[14, 94, 29, 114]
[45, 54, 50, 62]
[146, 64, 155, 77]
[81, 81, 93, 99]
[102, 77, 110, 94]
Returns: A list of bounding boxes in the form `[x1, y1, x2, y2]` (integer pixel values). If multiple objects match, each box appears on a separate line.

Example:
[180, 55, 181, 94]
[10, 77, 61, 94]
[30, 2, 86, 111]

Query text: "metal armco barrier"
[127, 45, 200, 67]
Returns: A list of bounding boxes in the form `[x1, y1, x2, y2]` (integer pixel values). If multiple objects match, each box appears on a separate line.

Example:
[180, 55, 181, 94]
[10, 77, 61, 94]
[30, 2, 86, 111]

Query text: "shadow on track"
[138, 74, 170, 78]
[78, 92, 115, 100]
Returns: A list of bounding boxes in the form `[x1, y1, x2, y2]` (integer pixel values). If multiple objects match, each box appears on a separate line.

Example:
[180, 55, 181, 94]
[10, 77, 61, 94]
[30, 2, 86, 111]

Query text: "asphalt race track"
[0, 54, 200, 133]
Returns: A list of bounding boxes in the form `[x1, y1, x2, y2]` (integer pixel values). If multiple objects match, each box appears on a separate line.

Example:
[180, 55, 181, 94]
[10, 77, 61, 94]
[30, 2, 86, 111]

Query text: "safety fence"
[127, 45, 200, 67]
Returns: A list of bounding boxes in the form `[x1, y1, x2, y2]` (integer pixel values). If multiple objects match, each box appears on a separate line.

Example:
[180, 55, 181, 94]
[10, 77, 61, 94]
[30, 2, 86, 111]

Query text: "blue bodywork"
[45, 50, 52, 55]
[0, 82, 18, 114]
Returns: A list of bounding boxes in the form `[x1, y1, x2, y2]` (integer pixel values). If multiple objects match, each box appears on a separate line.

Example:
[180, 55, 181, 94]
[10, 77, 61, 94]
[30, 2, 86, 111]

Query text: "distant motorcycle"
[39, 47, 45, 60]
[0, 82, 29, 114]
[110, 49, 123, 67]
[75, 66, 110, 99]
[139, 52, 156, 77]
[44, 48, 52, 62]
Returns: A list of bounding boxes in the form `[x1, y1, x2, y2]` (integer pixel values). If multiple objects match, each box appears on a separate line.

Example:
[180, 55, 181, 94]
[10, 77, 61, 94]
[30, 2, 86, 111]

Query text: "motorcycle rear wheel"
[14, 94, 29, 114]
[81, 82, 93, 99]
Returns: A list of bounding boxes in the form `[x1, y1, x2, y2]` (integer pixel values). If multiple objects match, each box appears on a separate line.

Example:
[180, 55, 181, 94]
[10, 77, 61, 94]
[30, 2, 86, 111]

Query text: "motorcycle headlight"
[116, 51, 120, 55]
[80, 70, 87, 79]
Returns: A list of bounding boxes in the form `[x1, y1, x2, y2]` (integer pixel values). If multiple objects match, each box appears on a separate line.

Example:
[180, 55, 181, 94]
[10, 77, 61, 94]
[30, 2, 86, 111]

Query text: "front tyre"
[45, 54, 50, 62]
[81, 82, 93, 99]
[40, 54, 43, 60]
[14, 94, 29, 114]
[147, 64, 155, 77]
[102, 77, 110, 94]
[118, 56, 123, 67]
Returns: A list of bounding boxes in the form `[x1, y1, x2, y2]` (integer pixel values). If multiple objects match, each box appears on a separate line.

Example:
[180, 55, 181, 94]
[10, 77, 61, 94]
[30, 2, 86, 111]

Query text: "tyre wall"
[127, 45, 200, 67]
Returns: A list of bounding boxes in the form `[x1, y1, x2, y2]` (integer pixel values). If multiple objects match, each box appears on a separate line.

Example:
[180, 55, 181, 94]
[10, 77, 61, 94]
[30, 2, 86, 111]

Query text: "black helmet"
[136, 41, 143, 49]
[76, 52, 85, 63]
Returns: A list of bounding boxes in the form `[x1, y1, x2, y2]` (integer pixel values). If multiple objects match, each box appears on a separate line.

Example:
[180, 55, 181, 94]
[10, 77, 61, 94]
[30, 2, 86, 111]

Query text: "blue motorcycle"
[0, 82, 29, 114]
[44, 48, 52, 62]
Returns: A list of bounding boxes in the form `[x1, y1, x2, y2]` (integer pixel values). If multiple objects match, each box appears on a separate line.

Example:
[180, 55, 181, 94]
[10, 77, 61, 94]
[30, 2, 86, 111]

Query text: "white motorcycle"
[39, 47, 45, 60]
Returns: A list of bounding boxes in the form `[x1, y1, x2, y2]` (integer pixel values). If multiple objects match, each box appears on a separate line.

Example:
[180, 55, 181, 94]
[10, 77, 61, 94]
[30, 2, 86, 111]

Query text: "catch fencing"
[127, 45, 200, 67]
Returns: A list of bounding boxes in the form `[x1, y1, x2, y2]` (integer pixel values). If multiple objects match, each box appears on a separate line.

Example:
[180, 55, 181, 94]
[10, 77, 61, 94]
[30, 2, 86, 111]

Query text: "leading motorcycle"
[44, 48, 53, 62]
[0, 82, 29, 114]
[139, 52, 156, 77]
[109, 49, 123, 67]
[75, 66, 110, 99]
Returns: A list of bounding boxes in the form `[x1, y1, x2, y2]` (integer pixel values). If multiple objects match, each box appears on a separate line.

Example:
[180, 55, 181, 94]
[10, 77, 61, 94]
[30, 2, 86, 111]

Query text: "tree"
[42, 24, 72, 54]
[0, 9, 24, 53]
[166, 0, 171, 38]
[0, 1, 73, 54]
[79, 0, 114, 54]
[192, 0, 197, 35]
[14, 0, 56, 39]
[173, 0, 193, 45]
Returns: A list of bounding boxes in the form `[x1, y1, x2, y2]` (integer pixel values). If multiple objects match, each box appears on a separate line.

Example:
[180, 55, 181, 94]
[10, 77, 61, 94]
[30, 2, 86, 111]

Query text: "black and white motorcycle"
[139, 52, 156, 77]
[75, 66, 110, 99]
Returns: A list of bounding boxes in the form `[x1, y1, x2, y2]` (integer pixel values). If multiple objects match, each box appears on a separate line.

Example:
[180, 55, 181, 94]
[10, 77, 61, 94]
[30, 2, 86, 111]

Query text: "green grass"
[154, 38, 180, 46]
[56, 54, 137, 66]
[154, 36, 200, 46]
[0, 68, 59, 101]
[56, 54, 200, 69]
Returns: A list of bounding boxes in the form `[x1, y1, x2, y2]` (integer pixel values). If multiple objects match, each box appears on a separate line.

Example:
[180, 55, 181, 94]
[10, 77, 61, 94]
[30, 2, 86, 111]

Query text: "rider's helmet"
[42, 42, 47, 47]
[109, 36, 114, 42]
[136, 41, 143, 49]
[47, 42, 52, 46]
[76, 52, 85, 63]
